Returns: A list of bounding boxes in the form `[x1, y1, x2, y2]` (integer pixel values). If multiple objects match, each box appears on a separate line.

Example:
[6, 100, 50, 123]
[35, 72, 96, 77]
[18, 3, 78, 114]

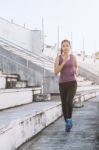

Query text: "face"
[61, 41, 71, 54]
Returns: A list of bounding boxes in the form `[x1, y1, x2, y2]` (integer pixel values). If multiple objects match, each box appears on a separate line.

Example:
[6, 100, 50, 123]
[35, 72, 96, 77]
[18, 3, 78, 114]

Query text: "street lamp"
[42, 18, 44, 52]
[82, 36, 85, 61]
[93, 40, 96, 63]
[57, 25, 60, 56]
[71, 32, 73, 53]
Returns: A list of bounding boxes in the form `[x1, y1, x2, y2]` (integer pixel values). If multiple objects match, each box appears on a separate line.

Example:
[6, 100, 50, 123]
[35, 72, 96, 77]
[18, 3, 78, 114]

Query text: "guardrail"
[0, 36, 54, 64]
[0, 39, 54, 93]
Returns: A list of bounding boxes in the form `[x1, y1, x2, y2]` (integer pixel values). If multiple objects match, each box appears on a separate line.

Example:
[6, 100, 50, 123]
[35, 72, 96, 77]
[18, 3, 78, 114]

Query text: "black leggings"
[59, 80, 77, 121]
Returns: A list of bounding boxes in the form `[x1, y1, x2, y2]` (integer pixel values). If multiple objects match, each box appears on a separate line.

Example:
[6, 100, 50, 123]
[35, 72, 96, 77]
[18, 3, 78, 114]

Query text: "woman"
[54, 39, 78, 132]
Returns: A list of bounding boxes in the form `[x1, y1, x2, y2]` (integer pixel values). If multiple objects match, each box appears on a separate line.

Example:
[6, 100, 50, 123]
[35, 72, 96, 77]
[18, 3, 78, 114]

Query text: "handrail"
[0, 36, 54, 63]
[0, 38, 54, 71]
[0, 53, 35, 72]
[0, 52, 53, 72]
[0, 37, 43, 62]
[0, 41, 53, 68]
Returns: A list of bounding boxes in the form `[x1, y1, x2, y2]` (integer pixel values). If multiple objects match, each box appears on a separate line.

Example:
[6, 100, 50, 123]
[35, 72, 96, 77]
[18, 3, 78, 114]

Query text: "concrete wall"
[0, 47, 43, 87]
[0, 47, 55, 90]
[0, 88, 33, 110]
[44, 75, 59, 93]
[0, 17, 42, 54]
[0, 46, 59, 93]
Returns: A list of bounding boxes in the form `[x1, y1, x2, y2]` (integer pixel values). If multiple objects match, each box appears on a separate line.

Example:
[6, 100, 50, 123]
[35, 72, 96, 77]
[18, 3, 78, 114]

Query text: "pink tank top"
[59, 54, 76, 83]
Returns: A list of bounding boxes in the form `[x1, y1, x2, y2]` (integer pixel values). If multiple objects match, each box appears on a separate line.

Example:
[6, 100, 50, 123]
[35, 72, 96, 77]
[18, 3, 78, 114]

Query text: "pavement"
[18, 96, 99, 150]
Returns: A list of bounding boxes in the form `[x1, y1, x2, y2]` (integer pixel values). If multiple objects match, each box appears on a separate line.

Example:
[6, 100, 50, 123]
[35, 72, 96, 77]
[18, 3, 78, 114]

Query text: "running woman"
[54, 39, 78, 132]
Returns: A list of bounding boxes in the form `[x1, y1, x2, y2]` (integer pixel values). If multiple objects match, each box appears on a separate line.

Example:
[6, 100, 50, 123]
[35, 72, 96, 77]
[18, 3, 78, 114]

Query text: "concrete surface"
[18, 96, 99, 150]
[0, 90, 99, 150]
[0, 87, 41, 110]
[0, 101, 62, 150]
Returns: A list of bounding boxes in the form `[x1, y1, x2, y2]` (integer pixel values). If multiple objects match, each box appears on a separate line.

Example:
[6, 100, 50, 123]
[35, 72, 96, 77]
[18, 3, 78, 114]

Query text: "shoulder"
[70, 54, 78, 66]
[55, 55, 61, 61]
[70, 54, 77, 60]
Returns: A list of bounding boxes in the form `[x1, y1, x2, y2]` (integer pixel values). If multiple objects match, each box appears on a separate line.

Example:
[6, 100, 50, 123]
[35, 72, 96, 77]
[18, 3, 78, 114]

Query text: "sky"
[0, 0, 99, 54]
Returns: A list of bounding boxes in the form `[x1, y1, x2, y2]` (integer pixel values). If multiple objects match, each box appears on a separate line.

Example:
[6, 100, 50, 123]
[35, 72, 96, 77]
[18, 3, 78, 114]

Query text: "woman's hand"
[54, 55, 68, 75]
[62, 55, 69, 65]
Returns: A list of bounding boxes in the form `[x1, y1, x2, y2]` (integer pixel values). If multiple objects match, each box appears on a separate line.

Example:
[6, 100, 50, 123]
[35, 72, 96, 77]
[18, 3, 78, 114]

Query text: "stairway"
[0, 70, 41, 110]
[0, 42, 54, 93]
[0, 70, 99, 150]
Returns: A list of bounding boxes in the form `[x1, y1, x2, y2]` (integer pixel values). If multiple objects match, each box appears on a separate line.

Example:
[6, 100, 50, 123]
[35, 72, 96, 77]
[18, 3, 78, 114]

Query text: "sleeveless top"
[59, 54, 76, 83]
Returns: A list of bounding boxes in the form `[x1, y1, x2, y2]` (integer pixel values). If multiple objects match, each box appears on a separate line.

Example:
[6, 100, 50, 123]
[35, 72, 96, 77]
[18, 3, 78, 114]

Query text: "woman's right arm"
[54, 56, 65, 75]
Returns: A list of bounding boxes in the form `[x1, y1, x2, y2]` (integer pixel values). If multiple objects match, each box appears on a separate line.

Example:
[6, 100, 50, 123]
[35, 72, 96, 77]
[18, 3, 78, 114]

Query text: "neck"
[63, 52, 69, 57]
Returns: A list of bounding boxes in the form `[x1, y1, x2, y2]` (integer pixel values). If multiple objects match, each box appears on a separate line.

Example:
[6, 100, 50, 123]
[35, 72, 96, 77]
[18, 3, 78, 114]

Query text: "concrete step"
[13, 80, 27, 88]
[0, 73, 28, 88]
[0, 101, 62, 150]
[0, 87, 41, 110]
[76, 76, 86, 82]
[0, 90, 99, 150]
[6, 74, 19, 88]
[77, 84, 99, 92]
[77, 80, 94, 86]
[74, 90, 99, 108]
[32, 86, 42, 95]
[0, 74, 19, 89]
[33, 93, 51, 102]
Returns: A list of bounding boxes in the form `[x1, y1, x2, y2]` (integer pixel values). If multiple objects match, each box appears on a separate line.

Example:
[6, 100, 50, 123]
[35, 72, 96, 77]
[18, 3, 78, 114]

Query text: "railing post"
[41, 60, 45, 94]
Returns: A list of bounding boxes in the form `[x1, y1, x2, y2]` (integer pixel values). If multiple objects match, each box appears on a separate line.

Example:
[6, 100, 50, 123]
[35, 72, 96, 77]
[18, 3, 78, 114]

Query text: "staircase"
[0, 39, 54, 93]
[0, 69, 41, 110]
[0, 69, 61, 150]
[0, 70, 99, 150]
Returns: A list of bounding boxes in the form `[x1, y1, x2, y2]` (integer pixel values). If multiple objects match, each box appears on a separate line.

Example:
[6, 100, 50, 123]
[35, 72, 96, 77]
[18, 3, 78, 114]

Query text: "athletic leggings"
[59, 80, 77, 121]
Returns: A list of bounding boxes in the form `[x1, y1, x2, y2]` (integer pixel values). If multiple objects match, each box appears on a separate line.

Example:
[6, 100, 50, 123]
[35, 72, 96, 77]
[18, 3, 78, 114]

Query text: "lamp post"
[41, 17, 45, 94]
[42, 18, 44, 52]
[71, 31, 73, 53]
[93, 40, 96, 63]
[57, 25, 60, 56]
[82, 36, 85, 61]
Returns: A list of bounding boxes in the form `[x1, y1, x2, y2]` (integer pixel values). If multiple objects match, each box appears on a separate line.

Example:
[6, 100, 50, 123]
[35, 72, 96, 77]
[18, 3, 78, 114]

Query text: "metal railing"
[0, 36, 54, 93]
[0, 36, 54, 63]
